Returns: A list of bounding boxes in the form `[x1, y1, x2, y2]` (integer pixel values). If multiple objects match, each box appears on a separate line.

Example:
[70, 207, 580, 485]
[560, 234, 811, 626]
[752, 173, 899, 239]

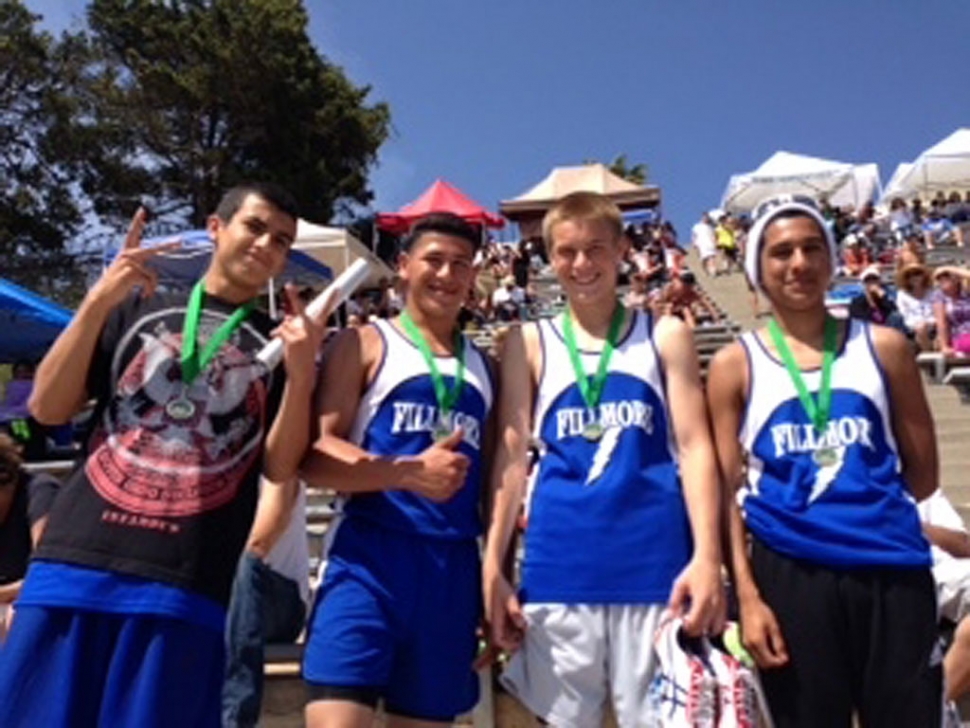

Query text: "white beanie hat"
[743, 196, 837, 294]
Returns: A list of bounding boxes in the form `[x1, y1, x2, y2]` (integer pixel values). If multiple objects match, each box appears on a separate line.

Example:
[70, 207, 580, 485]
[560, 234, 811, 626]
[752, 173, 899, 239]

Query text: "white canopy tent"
[882, 128, 970, 200]
[721, 151, 882, 213]
[880, 162, 914, 202]
[293, 220, 395, 289]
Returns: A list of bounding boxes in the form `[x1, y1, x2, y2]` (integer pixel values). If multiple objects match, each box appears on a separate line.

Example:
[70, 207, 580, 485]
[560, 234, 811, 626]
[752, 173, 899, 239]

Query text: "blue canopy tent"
[0, 278, 73, 362]
[103, 229, 333, 289]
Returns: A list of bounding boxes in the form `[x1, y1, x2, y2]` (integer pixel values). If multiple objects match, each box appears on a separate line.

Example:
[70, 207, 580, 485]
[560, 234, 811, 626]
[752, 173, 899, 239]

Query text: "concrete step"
[926, 395, 968, 412]
[942, 484, 970, 505]
[930, 412, 970, 428]
[935, 426, 970, 445]
[936, 443, 970, 463]
[940, 472, 970, 490]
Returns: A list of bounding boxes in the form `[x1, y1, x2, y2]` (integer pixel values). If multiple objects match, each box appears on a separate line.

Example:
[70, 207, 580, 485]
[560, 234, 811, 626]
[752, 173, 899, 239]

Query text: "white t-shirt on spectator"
[896, 289, 936, 330]
[691, 222, 717, 259]
[917, 488, 970, 621]
[917, 489, 967, 567]
[493, 286, 524, 307]
[263, 478, 310, 607]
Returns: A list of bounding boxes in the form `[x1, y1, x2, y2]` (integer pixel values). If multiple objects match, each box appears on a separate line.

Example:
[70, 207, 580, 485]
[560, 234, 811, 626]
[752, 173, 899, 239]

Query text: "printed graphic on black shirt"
[86, 314, 267, 520]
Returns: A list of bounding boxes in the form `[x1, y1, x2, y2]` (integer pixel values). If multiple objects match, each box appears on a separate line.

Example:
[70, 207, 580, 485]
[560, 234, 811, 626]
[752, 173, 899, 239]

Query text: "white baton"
[256, 258, 372, 369]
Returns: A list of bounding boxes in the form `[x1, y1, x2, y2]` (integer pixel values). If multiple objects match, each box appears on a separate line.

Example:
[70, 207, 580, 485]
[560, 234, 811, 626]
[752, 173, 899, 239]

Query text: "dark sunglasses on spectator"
[753, 194, 820, 222]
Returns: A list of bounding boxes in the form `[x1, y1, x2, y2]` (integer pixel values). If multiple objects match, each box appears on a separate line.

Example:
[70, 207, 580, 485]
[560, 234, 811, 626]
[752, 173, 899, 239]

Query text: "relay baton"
[256, 258, 372, 369]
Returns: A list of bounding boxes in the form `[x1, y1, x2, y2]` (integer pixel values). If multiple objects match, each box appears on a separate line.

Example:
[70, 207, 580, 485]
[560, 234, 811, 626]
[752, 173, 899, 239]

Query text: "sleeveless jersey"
[738, 319, 930, 568]
[340, 318, 493, 539]
[521, 310, 693, 604]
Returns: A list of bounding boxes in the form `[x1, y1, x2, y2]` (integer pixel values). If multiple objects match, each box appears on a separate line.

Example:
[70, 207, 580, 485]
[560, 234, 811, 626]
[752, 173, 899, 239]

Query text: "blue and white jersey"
[521, 310, 692, 604]
[340, 318, 494, 540]
[738, 319, 930, 568]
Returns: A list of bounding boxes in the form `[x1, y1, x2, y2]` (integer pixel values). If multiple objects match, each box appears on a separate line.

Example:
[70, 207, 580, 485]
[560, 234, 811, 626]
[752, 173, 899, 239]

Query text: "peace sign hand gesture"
[89, 207, 179, 310]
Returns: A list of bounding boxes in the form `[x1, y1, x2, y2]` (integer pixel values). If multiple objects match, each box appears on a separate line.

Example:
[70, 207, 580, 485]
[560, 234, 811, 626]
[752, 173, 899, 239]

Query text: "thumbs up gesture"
[404, 427, 470, 503]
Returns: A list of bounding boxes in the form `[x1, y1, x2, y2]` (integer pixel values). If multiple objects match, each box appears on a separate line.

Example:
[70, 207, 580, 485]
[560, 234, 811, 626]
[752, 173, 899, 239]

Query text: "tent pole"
[372, 221, 378, 255]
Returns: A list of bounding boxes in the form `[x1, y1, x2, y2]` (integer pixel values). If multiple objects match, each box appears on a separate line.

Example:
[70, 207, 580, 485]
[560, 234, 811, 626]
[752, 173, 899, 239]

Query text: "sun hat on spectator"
[744, 194, 837, 294]
[895, 264, 930, 290]
[933, 266, 959, 282]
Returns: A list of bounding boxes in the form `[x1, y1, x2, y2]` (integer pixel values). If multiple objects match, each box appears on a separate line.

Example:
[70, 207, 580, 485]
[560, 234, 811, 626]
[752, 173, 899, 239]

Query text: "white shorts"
[501, 603, 665, 728]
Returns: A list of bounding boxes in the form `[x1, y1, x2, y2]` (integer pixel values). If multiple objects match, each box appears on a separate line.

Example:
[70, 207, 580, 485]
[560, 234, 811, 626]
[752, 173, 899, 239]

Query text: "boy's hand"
[667, 556, 725, 637]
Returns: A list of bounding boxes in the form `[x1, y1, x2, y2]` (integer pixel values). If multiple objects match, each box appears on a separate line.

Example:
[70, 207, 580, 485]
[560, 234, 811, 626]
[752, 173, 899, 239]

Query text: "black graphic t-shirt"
[35, 291, 284, 606]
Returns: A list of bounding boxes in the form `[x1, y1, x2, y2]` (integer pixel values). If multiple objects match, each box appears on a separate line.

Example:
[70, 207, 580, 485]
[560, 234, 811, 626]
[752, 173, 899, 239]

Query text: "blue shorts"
[0, 605, 224, 727]
[303, 517, 481, 721]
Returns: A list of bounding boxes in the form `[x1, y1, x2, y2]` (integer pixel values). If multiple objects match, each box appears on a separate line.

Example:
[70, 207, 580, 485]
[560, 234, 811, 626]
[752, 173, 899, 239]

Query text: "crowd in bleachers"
[686, 191, 970, 357]
[340, 218, 727, 333]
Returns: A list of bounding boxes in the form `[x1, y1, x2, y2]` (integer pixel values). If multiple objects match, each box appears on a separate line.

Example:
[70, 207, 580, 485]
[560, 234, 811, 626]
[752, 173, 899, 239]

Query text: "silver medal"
[582, 421, 604, 441]
[166, 397, 196, 421]
[433, 423, 453, 442]
[813, 447, 839, 468]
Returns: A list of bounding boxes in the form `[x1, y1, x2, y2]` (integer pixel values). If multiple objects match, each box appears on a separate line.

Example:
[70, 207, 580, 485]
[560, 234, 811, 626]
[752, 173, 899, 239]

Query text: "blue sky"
[25, 0, 970, 237]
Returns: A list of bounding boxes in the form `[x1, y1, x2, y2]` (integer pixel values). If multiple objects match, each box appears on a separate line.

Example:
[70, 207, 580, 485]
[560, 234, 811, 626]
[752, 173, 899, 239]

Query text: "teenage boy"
[0, 183, 321, 727]
[707, 195, 941, 727]
[484, 191, 723, 727]
[301, 212, 494, 728]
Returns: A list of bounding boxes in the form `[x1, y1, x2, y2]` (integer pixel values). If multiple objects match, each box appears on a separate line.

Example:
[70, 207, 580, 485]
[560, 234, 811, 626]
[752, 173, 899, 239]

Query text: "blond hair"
[542, 191, 623, 251]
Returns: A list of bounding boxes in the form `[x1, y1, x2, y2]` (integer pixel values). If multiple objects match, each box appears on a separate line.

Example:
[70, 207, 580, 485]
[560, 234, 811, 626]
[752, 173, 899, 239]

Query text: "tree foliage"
[584, 154, 649, 186]
[0, 0, 391, 302]
[69, 0, 390, 229]
[0, 0, 84, 296]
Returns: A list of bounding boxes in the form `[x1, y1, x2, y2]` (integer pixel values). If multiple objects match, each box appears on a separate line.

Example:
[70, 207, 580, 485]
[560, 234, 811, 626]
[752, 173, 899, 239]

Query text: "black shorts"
[751, 539, 941, 728]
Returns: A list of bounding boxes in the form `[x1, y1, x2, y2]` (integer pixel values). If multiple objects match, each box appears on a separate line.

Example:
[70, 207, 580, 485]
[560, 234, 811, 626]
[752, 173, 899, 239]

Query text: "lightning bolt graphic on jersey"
[807, 446, 846, 504]
[586, 427, 622, 486]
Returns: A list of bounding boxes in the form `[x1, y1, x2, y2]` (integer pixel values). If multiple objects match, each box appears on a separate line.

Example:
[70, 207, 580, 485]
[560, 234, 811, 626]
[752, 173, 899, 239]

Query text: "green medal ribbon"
[767, 316, 836, 434]
[180, 280, 255, 385]
[399, 310, 466, 416]
[562, 303, 625, 412]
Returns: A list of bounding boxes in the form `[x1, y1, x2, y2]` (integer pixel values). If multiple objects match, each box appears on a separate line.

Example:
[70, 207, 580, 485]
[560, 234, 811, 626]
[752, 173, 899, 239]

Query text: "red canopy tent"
[376, 179, 505, 234]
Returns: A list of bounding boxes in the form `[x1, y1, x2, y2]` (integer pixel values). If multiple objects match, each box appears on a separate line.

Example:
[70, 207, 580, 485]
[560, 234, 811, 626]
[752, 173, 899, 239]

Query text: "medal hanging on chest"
[399, 311, 466, 442]
[562, 304, 625, 442]
[581, 421, 605, 442]
[165, 393, 197, 421]
[173, 280, 254, 421]
[767, 316, 839, 468]
[812, 447, 840, 468]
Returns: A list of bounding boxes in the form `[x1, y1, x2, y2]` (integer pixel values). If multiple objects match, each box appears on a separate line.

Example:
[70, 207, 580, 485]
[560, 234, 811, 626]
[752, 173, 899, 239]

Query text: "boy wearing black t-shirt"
[0, 183, 321, 727]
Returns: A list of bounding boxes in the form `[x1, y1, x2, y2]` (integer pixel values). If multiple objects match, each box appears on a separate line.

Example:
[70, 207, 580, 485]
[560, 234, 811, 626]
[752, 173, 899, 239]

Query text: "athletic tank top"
[340, 318, 493, 539]
[521, 310, 692, 603]
[738, 319, 930, 568]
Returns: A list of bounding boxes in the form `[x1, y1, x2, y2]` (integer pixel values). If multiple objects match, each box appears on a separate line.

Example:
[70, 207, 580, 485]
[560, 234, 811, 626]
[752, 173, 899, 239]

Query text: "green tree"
[0, 0, 85, 297]
[583, 154, 649, 186]
[68, 0, 390, 229]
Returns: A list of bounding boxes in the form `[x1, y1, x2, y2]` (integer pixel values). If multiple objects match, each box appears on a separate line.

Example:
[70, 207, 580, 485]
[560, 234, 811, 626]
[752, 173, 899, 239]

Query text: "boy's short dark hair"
[402, 213, 482, 252]
[215, 182, 300, 224]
